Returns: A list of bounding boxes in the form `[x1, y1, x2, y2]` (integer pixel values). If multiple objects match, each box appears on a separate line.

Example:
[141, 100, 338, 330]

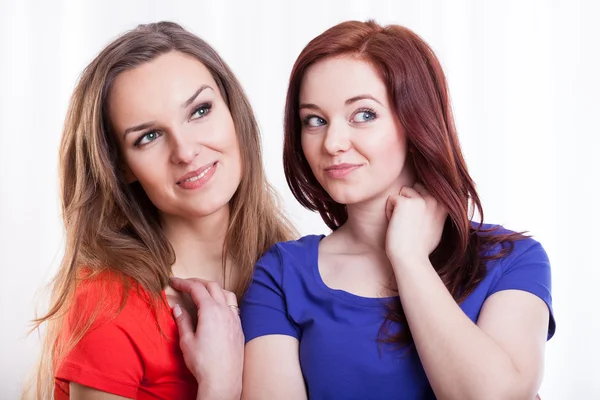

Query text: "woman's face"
[299, 55, 414, 206]
[109, 51, 242, 219]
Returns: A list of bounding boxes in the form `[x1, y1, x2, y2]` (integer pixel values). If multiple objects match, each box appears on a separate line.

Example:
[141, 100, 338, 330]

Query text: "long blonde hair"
[27, 21, 296, 399]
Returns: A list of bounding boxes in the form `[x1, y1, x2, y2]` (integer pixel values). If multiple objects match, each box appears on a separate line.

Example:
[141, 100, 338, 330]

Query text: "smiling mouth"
[324, 163, 363, 179]
[177, 162, 217, 185]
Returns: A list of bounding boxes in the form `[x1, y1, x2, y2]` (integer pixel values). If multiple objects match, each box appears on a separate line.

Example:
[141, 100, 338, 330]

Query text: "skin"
[71, 51, 244, 400]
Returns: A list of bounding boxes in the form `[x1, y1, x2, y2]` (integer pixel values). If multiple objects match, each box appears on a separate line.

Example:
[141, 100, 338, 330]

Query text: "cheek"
[124, 151, 168, 193]
[227, 124, 240, 155]
[230, 139, 243, 177]
[209, 110, 238, 152]
[300, 133, 321, 169]
[364, 123, 409, 176]
[380, 134, 407, 164]
[215, 116, 243, 181]
[224, 124, 242, 171]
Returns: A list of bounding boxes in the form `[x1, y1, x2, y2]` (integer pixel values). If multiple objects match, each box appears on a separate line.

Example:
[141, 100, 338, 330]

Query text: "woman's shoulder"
[255, 234, 324, 275]
[262, 234, 323, 258]
[474, 222, 547, 260]
[67, 267, 163, 328]
[74, 267, 151, 299]
[472, 222, 555, 338]
[56, 269, 173, 398]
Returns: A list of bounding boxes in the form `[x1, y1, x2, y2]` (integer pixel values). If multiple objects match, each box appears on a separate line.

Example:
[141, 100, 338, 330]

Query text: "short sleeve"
[241, 245, 300, 343]
[56, 322, 143, 398]
[55, 278, 144, 398]
[488, 240, 556, 339]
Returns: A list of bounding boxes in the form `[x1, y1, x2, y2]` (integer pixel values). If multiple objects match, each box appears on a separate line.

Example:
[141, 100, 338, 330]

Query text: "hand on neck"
[339, 173, 415, 254]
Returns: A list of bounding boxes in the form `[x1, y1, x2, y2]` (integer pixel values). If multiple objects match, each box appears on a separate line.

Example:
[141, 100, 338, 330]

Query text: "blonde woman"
[28, 21, 295, 400]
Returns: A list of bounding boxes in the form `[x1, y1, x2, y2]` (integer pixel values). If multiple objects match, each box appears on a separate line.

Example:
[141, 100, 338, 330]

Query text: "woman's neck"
[161, 206, 231, 284]
[338, 194, 391, 254]
[336, 172, 415, 255]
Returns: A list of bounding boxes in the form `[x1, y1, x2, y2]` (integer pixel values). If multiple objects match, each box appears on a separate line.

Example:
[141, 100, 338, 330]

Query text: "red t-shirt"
[54, 272, 197, 399]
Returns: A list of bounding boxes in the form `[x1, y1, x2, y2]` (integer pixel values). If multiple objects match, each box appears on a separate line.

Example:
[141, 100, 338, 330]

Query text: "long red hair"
[283, 20, 525, 345]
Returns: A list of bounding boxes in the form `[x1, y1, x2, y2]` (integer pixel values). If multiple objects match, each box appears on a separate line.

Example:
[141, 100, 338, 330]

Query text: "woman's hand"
[169, 277, 244, 400]
[385, 183, 447, 268]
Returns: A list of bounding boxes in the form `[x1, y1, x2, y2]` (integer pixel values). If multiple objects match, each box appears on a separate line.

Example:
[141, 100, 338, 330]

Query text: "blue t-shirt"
[241, 225, 555, 399]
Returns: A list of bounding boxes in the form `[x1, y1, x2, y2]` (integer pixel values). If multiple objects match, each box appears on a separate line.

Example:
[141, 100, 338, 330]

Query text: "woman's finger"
[414, 182, 441, 211]
[205, 281, 227, 305]
[223, 290, 240, 316]
[413, 182, 430, 197]
[399, 186, 420, 199]
[385, 195, 401, 221]
[172, 304, 195, 342]
[224, 290, 238, 306]
[169, 277, 212, 308]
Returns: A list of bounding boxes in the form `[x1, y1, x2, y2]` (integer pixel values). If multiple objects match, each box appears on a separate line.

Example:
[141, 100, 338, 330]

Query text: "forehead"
[108, 51, 218, 130]
[299, 56, 388, 105]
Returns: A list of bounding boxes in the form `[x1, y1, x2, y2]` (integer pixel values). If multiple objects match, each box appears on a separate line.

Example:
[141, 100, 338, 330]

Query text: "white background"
[0, 0, 598, 398]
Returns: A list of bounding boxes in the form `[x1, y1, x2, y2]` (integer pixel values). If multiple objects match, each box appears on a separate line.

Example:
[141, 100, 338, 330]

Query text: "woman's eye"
[135, 131, 160, 146]
[191, 103, 212, 119]
[352, 110, 377, 123]
[305, 116, 326, 127]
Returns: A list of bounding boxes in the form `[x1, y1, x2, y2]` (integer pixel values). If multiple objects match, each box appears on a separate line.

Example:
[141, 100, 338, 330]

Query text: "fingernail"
[173, 304, 182, 318]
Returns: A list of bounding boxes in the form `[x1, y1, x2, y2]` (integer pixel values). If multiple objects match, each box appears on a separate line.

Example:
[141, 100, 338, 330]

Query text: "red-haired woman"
[237, 20, 555, 399]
